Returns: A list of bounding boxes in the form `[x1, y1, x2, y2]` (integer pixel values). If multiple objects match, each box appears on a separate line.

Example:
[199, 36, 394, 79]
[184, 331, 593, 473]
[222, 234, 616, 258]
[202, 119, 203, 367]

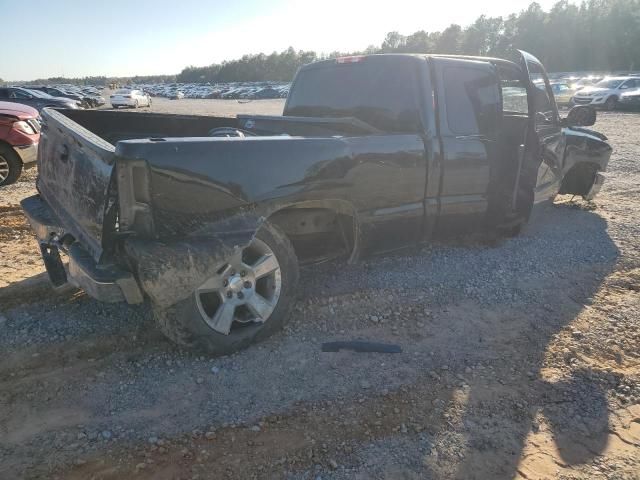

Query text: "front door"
[517, 51, 566, 204]
[430, 57, 502, 235]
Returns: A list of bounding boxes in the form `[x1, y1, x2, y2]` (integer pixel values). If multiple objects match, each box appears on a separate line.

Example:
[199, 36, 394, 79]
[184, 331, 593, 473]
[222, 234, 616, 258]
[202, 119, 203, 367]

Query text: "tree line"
[177, 0, 640, 83]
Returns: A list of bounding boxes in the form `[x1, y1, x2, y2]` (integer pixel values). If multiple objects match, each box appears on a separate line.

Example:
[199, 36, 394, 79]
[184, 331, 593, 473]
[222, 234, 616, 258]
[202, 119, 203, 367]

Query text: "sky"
[1, 0, 560, 81]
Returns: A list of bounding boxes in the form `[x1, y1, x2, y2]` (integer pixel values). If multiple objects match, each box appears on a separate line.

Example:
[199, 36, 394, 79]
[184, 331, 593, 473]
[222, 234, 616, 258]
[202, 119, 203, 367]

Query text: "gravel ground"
[0, 107, 638, 480]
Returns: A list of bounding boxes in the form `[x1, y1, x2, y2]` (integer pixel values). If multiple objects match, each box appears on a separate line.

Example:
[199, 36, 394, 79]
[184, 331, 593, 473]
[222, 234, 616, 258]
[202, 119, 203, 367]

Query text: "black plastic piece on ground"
[321, 340, 402, 353]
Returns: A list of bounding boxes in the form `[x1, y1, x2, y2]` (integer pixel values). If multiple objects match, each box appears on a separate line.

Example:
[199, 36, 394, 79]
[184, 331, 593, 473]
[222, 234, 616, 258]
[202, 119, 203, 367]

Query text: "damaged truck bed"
[21, 52, 612, 354]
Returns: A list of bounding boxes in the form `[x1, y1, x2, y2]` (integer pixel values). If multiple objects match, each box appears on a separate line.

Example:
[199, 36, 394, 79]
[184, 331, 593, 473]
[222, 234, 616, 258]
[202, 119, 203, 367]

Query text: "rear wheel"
[0, 144, 22, 187]
[153, 221, 299, 355]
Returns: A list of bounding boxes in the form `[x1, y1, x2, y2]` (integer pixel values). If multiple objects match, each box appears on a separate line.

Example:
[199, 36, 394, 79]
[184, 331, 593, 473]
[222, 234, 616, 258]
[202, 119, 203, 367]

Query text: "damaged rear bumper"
[20, 195, 143, 304]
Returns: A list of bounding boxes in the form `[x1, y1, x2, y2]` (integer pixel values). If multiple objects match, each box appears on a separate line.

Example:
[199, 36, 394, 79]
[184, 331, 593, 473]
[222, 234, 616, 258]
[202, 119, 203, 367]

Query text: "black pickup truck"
[21, 51, 611, 354]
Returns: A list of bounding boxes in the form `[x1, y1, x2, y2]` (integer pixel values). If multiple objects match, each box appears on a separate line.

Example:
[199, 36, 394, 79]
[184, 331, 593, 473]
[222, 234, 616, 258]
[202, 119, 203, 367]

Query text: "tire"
[604, 96, 618, 111]
[153, 221, 299, 355]
[0, 144, 22, 187]
[559, 163, 599, 198]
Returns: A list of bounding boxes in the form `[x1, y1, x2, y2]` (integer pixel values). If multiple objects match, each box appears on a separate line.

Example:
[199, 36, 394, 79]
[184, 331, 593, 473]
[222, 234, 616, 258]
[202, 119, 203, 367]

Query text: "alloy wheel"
[0, 155, 10, 184]
[195, 238, 282, 335]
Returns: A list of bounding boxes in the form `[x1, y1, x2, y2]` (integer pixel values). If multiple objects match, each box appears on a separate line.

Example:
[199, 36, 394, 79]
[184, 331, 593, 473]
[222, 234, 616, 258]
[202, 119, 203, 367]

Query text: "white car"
[110, 89, 152, 108]
[571, 76, 640, 110]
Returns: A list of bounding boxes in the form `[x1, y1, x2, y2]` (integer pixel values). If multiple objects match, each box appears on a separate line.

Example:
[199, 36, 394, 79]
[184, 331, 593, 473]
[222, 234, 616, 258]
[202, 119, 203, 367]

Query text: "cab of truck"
[283, 52, 606, 237]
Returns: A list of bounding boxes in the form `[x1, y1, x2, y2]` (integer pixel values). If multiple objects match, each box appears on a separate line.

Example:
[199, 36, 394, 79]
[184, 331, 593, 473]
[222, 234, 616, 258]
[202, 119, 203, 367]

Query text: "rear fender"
[125, 199, 360, 309]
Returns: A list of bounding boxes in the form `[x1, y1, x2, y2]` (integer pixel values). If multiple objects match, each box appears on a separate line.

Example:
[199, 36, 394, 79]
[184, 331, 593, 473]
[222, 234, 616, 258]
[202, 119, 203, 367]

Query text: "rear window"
[285, 57, 422, 133]
[115, 89, 131, 94]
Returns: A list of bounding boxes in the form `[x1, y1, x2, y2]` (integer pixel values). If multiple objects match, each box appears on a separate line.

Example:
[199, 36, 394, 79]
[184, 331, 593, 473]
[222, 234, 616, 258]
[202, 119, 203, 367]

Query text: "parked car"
[0, 87, 80, 112]
[21, 51, 611, 354]
[138, 81, 291, 100]
[550, 82, 575, 106]
[110, 89, 151, 108]
[570, 76, 602, 91]
[87, 94, 107, 107]
[618, 87, 640, 109]
[169, 90, 185, 100]
[28, 86, 86, 106]
[0, 102, 40, 186]
[571, 76, 640, 110]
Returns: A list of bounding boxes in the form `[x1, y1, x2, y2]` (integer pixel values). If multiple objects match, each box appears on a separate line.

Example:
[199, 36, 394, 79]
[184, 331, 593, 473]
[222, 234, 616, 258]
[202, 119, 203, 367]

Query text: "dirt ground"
[0, 102, 638, 480]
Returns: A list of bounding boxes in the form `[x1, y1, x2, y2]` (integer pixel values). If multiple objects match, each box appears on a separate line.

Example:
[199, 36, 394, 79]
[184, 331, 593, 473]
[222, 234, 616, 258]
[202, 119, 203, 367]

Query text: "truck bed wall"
[61, 110, 240, 145]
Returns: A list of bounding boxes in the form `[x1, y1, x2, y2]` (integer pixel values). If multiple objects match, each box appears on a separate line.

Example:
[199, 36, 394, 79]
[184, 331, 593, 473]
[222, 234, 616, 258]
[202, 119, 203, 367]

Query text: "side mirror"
[562, 105, 596, 127]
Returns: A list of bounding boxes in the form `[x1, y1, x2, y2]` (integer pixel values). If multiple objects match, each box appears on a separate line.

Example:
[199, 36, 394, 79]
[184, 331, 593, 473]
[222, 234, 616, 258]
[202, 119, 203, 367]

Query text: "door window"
[10, 89, 31, 100]
[443, 66, 500, 136]
[525, 61, 558, 128]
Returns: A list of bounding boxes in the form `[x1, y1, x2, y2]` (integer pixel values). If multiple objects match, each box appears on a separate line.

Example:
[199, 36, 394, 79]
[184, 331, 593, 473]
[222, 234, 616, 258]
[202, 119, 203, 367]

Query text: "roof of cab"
[299, 53, 520, 71]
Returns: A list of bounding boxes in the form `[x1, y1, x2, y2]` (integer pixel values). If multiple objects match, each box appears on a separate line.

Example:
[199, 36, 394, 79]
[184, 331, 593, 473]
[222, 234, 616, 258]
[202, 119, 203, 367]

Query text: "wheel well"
[559, 162, 600, 196]
[0, 139, 21, 161]
[267, 203, 357, 264]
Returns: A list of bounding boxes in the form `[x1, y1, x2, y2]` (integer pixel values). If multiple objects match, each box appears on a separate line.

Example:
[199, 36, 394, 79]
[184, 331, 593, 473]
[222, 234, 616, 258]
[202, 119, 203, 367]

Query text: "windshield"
[595, 79, 624, 89]
[285, 57, 421, 132]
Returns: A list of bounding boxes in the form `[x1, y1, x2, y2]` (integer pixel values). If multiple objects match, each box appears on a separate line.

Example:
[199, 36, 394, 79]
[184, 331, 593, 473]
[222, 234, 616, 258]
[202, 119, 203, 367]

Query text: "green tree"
[434, 24, 463, 53]
[380, 31, 406, 52]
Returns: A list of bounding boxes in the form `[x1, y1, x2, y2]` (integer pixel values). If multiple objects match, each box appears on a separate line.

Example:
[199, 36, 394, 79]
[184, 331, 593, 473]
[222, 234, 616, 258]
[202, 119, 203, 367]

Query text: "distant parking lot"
[100, 89, 286, 116]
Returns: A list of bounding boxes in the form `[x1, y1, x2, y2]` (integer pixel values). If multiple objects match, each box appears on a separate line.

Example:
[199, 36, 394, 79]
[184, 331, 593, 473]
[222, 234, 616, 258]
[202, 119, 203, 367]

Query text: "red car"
[0, 101, 40, 186]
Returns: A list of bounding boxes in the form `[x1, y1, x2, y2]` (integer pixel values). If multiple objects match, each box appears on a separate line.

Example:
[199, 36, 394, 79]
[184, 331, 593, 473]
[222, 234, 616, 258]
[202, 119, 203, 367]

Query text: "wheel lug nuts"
[237, 292, 244, 299]
[244, 281, 252, 289]
[226, 291, 233, 298]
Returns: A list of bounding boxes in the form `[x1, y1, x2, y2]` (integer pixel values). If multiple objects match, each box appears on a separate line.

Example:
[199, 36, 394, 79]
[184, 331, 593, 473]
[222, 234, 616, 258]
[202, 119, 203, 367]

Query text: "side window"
[0, 89, 8, 99]
[12, 89, 30, 99]
[443, 66, 500, 136]
[502, 82, 529, 114]
[620, 79, 635, 90]
[498, 66, 528, 114]
[526, 61, 557, 128]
